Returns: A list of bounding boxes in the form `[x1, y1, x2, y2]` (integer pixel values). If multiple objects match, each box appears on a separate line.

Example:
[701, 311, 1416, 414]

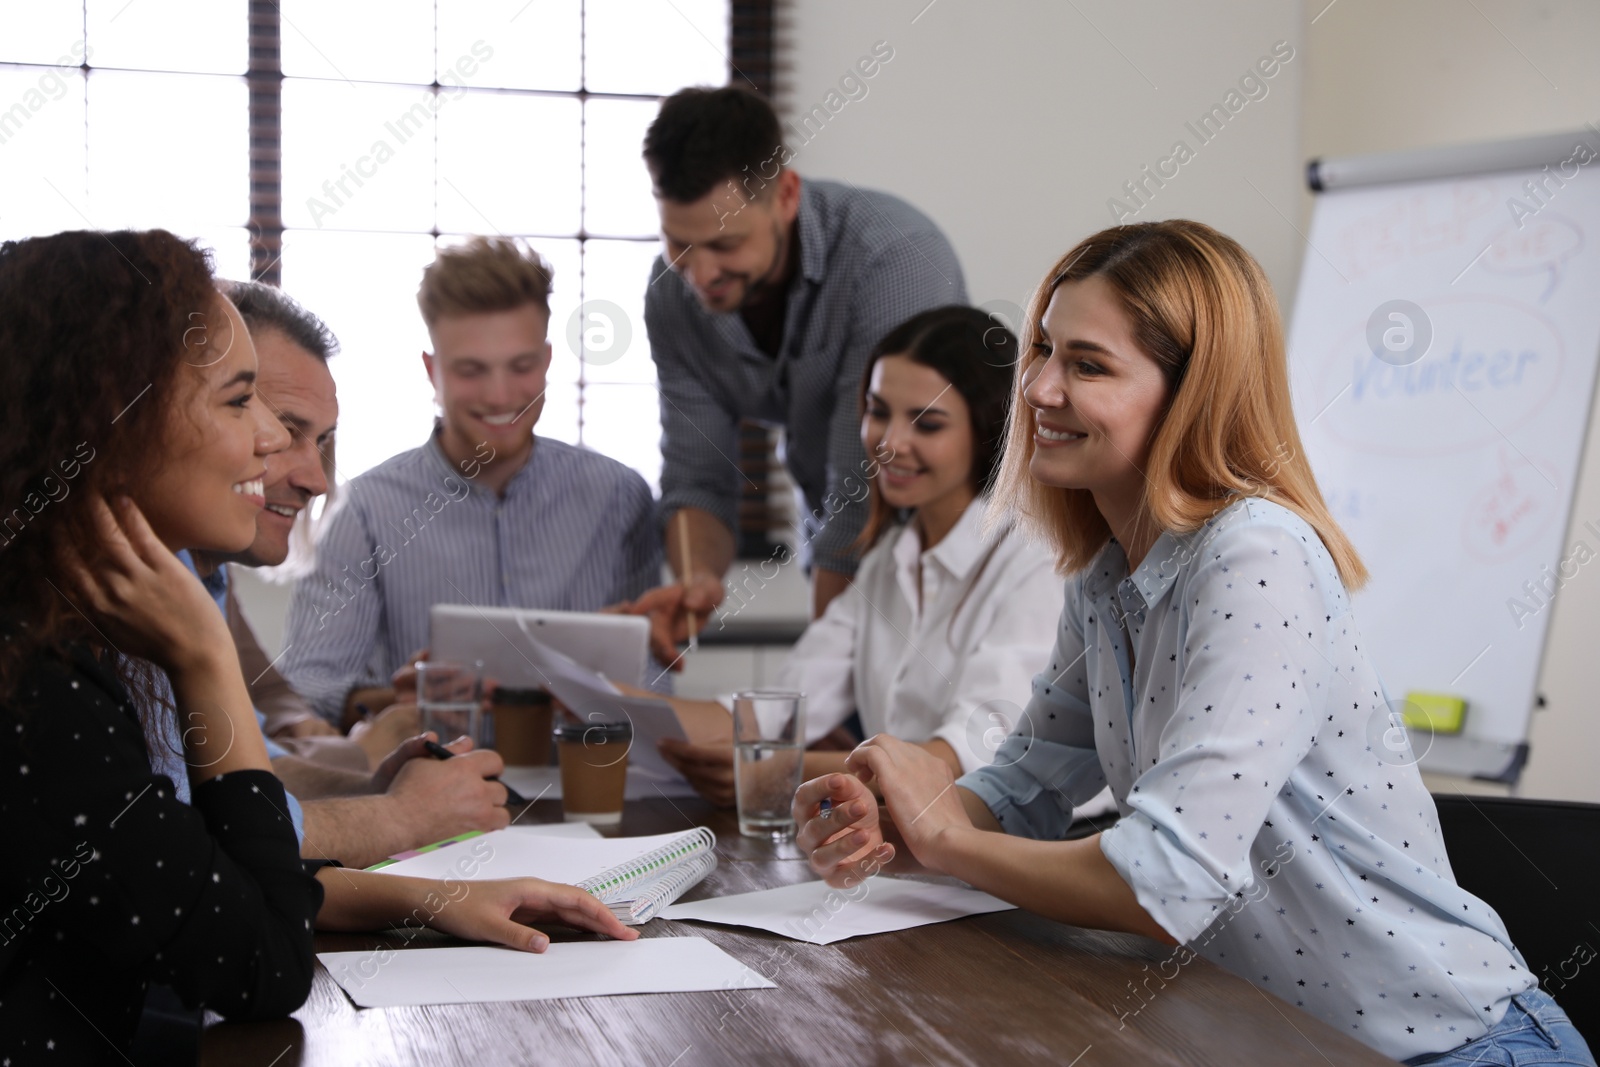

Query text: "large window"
[0, 2, 253, 275]
[1, 0, 731, 488]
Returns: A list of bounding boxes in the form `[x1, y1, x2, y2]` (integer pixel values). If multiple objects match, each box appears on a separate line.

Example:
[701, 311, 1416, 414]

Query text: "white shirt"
[959, 498, 1533, 1061]
[779, 499, 1063, 775]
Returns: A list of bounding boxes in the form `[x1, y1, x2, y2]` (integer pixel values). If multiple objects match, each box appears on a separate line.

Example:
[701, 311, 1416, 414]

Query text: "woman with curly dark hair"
[0, 230, 635, 1063]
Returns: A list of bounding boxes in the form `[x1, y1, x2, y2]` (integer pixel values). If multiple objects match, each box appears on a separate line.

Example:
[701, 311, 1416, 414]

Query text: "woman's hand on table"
[844, 734, 973, 871]
[794, 772, 894, 888]
[322, 870, 639, 950]
[428, 877, 639, 951]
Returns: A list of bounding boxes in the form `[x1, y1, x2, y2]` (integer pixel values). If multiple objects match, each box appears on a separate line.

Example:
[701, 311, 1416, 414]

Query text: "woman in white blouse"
[793, 222, 1592, 1065]
[658, 306, 1092, 807]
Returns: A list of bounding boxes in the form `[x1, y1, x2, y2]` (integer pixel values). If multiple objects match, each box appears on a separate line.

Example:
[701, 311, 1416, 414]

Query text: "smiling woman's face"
[861, 354, 976, 516]
[1022, 275, 1170, 510]
[135, 295, 289, 553]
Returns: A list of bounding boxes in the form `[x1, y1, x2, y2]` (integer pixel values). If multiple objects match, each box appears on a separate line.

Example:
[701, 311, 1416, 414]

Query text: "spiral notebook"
[368, 826, 719, 926]
[577, 827, 717, 924]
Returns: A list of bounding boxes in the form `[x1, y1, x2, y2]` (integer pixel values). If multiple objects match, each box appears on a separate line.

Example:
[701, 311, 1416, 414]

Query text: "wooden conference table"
[201, 796, 1400, 1066]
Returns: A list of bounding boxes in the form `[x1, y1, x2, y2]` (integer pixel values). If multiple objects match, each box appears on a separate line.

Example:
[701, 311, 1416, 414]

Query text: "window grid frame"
[2, 1, 787, 550]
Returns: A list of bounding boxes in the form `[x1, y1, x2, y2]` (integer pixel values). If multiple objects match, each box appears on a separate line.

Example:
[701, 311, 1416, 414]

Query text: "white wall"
[233, 567, 293, 661]
[1303, 0, 1599, 159]
[777, 0, 1305, 323]
[1302, 0, 1600, 802]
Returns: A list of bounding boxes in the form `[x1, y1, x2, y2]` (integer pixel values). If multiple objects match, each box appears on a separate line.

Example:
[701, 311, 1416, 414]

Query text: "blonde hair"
[990, 219, 1367, 590]
[418, 236, 553, 328]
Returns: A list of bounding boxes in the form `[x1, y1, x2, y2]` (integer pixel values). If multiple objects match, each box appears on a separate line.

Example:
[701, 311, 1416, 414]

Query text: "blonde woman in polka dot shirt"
[794, 220, 1594, 1065]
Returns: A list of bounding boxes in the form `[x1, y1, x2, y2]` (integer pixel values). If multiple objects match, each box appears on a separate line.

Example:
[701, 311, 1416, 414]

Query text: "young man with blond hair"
[281, 237, 660, 725]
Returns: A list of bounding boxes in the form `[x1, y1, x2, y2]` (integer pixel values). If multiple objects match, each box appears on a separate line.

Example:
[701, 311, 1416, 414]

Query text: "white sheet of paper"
[371, 824, 597, 870]
[514, 628, 687, 781]
[370, 827, 701, 886]
[319, 938, 774, 1008]
[606, 697, 691, 782]
[507, 821, 602, 840]
[660, 876, 1016, 945]
[499, 765, 700, 802]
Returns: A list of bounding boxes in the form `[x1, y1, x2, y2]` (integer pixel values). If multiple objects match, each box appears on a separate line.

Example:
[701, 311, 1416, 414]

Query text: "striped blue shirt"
[280, 431, 661, 722]
[645, 178, 966, 575]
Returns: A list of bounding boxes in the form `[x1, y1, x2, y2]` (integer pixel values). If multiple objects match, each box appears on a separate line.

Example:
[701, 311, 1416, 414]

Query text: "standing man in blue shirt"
[633, 86, 967, 662]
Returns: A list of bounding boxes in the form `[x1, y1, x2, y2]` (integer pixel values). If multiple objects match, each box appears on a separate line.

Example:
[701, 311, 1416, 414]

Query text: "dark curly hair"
[855, 305, 1019, 552]
[0, 229, 220, 709]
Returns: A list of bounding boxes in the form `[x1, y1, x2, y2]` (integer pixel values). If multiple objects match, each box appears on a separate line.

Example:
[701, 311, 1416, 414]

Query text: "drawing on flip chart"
[1462, 449, 1562, 563]
[1481, 214, 1584, 304]
[1335, 183, 1498, 282]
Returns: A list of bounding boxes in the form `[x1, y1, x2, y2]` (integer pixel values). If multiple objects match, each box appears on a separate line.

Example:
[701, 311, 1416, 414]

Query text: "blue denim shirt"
[144, 552, 304, 842]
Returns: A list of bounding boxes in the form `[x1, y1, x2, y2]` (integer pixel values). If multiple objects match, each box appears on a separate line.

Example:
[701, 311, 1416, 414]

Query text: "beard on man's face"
[730, 221, 787, 310]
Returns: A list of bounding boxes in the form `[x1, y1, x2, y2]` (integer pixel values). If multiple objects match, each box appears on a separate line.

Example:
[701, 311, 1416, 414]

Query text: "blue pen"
[819, 797, 834, 820]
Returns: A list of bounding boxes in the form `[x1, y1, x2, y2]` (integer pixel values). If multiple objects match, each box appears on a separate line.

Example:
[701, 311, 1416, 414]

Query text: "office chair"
[1431, 793, 1600, 1042]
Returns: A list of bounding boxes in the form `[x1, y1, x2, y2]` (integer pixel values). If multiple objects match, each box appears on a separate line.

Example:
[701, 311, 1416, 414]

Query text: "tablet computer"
[428, 604, 651, 689]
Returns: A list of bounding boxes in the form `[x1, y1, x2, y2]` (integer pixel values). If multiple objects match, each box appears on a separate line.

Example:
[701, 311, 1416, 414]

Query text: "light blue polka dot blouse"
[958, 497, 1535, 1061]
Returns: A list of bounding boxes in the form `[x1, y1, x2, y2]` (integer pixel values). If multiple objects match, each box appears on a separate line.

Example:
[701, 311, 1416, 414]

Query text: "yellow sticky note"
[1402, 692, 1466, 734]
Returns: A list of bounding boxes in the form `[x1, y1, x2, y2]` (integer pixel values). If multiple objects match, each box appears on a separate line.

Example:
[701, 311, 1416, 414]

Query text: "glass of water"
[417, 660, 483, 746]
[732, 689, 806, 840]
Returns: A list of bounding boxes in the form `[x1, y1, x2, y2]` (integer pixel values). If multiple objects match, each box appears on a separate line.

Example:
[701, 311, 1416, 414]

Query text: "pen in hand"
[676, 509, 699, 652]
[423, 737, 532, 806]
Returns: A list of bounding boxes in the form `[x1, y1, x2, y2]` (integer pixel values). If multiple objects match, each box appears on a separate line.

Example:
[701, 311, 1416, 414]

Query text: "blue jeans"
[1405, 989, 1596, 1066]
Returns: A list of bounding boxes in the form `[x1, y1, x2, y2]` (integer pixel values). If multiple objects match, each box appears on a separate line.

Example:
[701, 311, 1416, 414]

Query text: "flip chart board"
[1290, 129, 1600, 780]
